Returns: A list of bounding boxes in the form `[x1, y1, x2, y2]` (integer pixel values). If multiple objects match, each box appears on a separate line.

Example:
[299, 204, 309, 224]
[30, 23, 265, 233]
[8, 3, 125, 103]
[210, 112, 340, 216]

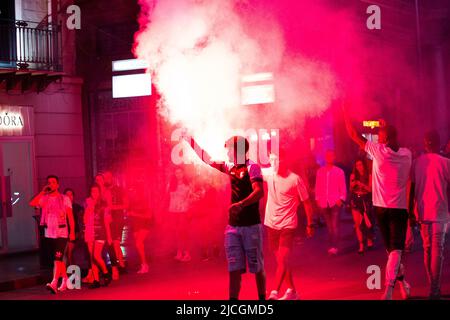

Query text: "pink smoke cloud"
[134, 0, 340, 161]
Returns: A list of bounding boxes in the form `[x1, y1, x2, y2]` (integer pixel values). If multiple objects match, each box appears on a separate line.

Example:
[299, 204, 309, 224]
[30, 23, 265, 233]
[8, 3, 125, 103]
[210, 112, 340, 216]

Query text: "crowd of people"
[29, 171, 151, 292]
[182, 110, 449, 301]
[29, 113, 449, 300]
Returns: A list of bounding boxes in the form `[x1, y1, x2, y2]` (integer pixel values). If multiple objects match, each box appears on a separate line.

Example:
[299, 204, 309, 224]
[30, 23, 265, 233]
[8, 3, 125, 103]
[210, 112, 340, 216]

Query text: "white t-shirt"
[412, 153, 450, 222]
[169, 183, 191, 213]
[315, 165, 347, 208]
[39, 194, 72, 239]
[264, 171, 309, 230]
[365, 141, 412, 209]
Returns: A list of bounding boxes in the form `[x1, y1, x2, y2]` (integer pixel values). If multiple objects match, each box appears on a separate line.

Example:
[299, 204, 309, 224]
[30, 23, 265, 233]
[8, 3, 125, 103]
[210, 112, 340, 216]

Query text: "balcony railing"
[0, 19, 62, 72]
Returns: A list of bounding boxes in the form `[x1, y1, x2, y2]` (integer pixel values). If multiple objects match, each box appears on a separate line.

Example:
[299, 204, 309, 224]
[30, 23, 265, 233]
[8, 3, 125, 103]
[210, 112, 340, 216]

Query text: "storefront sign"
[0, 106, 32, 136]
[0, 111, 24, 130]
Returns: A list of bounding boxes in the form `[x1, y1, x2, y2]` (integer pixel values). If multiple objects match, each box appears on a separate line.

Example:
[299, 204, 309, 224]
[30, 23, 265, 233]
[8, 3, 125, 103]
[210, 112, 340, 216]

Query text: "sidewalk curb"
[0, 272, 51, 292]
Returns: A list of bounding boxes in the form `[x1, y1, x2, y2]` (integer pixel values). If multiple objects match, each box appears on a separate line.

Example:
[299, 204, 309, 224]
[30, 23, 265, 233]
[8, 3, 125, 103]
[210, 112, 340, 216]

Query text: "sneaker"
[137, 264, 149, 274]
[399, 280, 411, 300]
[279, 288, 298, 300]
[46, 282, 58, 294]
[88, 281, 101, 289]
[112, 266, 120, 281]
[328, 247, 338, 255]
[58, 279, 68, 292]
[268, 290, 279, 300]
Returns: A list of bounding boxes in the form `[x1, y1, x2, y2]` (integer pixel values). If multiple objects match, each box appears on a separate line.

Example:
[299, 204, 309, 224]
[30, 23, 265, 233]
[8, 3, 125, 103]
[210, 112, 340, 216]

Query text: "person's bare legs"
[92, 263, 100, 282]
[351, 209, 364, 252]
[381, 249, 402, 300]
[229, 270, 242, 300]
[83, 241, 94, 282]
[274, 246, 293, 292]
[93, 241, 108, 274]
[255, 270, 266, 300]
[113, 240, 125, 268]
[90, 242, 100, 283]
[50, 261, 60, 286]
[59, 261, 68, 285]
[285, 270, 295, 289]
[135, 230, 150, 266]
[66, 241, 75, 266]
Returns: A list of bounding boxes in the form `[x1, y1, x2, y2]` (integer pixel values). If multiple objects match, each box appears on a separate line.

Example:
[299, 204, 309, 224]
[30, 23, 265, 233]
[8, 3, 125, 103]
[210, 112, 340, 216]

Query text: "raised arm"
[183, 135, 213, 165]
[29, 185, 50, 207]
[342, 102, 366, 150]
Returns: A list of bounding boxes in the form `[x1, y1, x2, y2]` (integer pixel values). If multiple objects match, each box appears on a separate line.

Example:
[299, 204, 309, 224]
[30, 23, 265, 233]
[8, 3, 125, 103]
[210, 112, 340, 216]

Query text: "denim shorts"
[224, 224, 264, 273]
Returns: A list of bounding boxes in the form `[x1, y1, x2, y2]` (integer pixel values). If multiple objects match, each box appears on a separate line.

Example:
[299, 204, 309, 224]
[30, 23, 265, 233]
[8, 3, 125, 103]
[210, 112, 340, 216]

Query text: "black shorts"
[110, 211, 125, 241]
[374, 206, 408, 252]
[47, 237, 68, 261]
[267, 227, 295, 251]
[351, 193, 372, 214]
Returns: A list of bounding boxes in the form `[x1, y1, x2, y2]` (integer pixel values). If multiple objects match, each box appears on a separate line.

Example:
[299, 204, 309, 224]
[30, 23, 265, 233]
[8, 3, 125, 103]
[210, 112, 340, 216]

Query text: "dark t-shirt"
[72, 203, 84, 234]
[211, 160, 263, 226]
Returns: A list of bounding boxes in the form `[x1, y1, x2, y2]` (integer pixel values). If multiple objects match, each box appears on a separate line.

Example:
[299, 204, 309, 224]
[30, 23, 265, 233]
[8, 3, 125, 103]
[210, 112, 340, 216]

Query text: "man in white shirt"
[315, 150, 347, 255]
[264, 153, 314, 300]
[411, 131, 450, 299]
[29, 175, 75, 294]
[344, 109, 412, 300]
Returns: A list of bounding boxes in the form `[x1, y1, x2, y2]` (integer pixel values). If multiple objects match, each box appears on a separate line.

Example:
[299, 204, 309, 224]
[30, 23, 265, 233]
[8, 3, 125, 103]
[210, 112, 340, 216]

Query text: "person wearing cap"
[410, 130, 450, 299]
[184, 134, 266, 300]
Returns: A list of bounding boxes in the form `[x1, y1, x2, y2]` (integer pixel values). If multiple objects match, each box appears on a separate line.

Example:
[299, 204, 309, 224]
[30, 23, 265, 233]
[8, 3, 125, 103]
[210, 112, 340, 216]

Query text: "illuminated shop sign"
[0, 111, 24, 130]
[0, 106, 32, 136]
[112, 59, 152, 98]
[363, 120, 380, 129]
[241, 72, 275, 106]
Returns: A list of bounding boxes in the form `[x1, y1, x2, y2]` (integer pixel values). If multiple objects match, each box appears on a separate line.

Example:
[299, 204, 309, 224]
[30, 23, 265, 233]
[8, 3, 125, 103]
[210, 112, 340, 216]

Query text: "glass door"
[0, 139, 37, 252]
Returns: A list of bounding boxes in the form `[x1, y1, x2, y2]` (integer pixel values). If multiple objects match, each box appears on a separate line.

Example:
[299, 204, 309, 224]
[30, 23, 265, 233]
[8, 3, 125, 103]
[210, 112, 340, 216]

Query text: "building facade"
[0, 0, 86, 253]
